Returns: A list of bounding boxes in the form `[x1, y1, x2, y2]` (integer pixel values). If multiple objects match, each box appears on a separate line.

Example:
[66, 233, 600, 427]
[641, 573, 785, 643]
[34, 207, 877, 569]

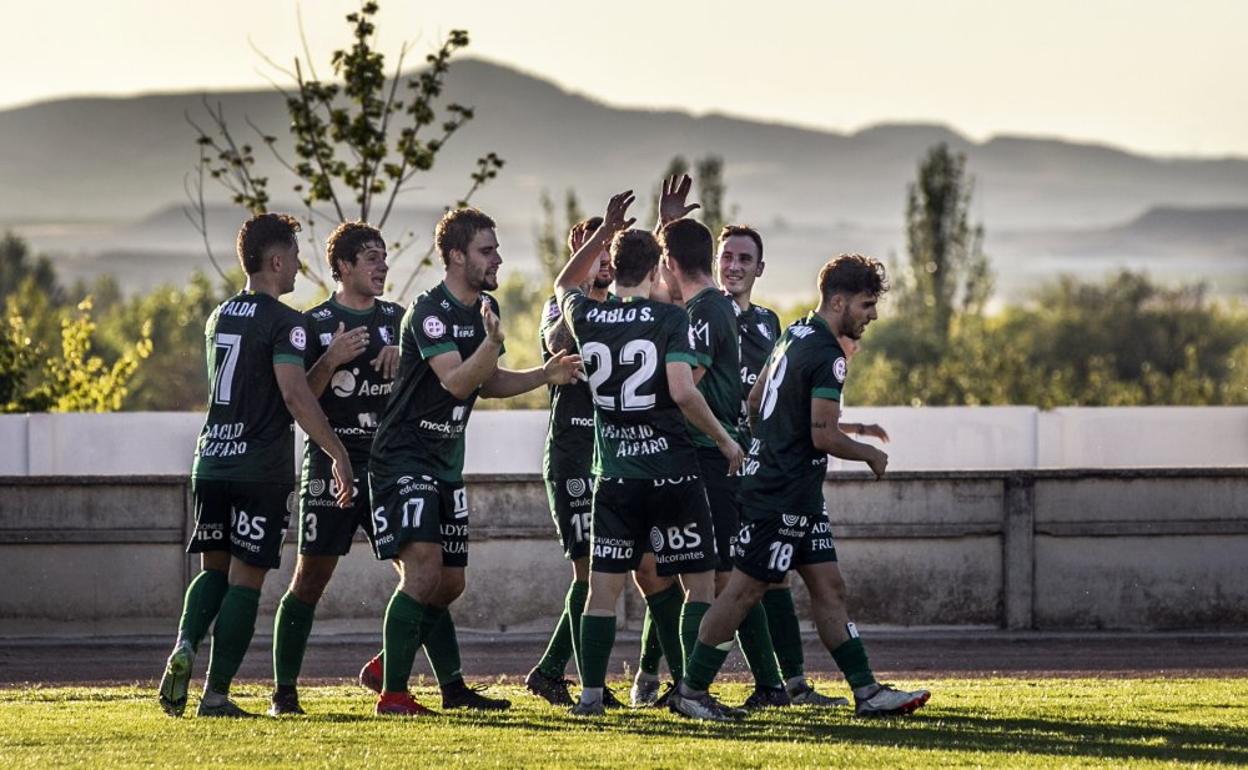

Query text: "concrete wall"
[2, 469, 1244, 637]
[2, 407, 1246, 476]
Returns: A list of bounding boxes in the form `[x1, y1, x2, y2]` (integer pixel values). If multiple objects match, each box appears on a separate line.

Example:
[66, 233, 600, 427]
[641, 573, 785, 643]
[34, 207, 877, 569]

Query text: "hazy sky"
[6, 0, 1248, 158]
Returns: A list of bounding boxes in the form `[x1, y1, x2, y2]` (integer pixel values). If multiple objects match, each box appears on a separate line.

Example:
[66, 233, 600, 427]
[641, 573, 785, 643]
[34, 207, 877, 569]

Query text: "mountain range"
[2, 57, 1246, 300]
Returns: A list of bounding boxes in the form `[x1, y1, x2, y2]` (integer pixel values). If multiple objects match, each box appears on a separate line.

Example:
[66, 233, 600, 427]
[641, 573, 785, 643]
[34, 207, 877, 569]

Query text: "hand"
[865, 447, 888, 480]
[326, 322, 368, 366]
[569, 221, 592, 253]
[482, 302, 504, 345]
[602, 190, 637, 235]
[544, 349, 586, 385]
[370, 344, 400, 380]
[718, 436, 744, 476]
[331, 455, 355, 508]
[658, 174, 700, 225]
[858, 423, 890, 442]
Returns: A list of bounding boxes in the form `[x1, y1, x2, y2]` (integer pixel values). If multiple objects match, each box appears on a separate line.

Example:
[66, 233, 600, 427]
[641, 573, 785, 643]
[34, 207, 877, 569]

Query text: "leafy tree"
[898, 143, 993, 345]
[694, 155, 728, 236]
[1, 231, 62, 311]
[535, 189, 586, 283]
[3, 299, 152, 413]
[186, 1, 504, 297]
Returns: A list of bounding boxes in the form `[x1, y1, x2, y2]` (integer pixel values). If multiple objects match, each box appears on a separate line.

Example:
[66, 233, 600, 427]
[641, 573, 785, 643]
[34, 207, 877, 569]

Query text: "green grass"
[1, 678, 1245, 768]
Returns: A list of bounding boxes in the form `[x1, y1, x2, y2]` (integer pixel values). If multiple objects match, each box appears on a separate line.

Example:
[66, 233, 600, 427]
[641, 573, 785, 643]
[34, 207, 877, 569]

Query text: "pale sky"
[5, 0, 1248, 158]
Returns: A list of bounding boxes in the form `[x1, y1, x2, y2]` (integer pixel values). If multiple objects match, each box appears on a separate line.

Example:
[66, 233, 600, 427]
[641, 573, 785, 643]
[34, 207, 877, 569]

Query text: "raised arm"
[668, 360, 743, 474]
[554, 191, 635, 298]
[654, 173, 700, 232]
[810, 397, 888, 479]
[274, 362, 353, 507]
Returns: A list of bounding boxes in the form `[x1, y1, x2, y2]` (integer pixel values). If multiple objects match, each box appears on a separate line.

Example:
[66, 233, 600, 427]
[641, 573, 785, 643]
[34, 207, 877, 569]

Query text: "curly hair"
[817, 254, 889, 299]
[236, 213, 301, 274]
[326, 221, 384, 281]
[566, 216, 604, 253]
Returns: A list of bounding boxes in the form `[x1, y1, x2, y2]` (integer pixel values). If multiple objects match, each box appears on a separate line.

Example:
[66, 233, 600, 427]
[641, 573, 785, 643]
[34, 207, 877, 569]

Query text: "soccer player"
[719, 225, 884, 707]
[268, 222, 401, 716]
[525, 217, 618, 706]
[670, 254, 931, 721]
[554, 191, 744, 717]
[365, 207, 583, 716]
[158, 213, 353, 718]
[630, 184, 786, 711]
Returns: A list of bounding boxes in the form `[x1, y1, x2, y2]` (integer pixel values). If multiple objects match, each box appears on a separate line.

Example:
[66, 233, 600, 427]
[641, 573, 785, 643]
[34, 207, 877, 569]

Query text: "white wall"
[1, 407, 1246, 476]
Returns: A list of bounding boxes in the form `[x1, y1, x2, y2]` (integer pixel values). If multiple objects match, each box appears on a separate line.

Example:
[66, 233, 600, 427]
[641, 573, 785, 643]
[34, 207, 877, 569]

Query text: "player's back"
[739, 312, 847, 515]
[560, 291, 699, 479]
[193, 291, 308, 483]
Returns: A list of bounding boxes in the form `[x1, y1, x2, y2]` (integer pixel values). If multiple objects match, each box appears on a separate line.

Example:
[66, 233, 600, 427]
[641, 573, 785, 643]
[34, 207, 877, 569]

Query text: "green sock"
[578, 614, 617, 689]
[537, 580, 587, 678]
[762, 588, 805, 680]
[637, 608, 663, 676]
[736, 601, 783, 688]
[272, 591, 317, 687]
[645, 584, 685, 680]
[684, 640, 731, 692]
[679, 601, 711, 678]
[177, 569, 228, 653]
[422, 607, 462, 687]
[381, 590, 428, 693]
[830, 635, 876, 689]
[204, 585, 261, 695]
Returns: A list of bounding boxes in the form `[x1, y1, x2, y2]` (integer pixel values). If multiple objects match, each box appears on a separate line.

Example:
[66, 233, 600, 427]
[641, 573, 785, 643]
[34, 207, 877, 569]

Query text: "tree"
[899, 143, 993, 343]
[1, 231, 61, 311]
[694, 154, 728, 236]
[186, 1, 504, 297]
[3, 299, 152, 413]
[534, 189, 586, 283]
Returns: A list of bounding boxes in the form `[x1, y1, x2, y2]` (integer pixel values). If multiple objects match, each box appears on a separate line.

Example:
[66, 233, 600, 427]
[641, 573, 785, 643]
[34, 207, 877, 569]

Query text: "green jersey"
[738, 312, 847, 515]
[369, 282, 502, 483]
[559, 289, 699, 479]
[735, 301, 782, 443]
[684, 287, 741, 448]
[302, 297, 403, 462]
[192, 291, 308, 483]
[539, 292, 613, 480]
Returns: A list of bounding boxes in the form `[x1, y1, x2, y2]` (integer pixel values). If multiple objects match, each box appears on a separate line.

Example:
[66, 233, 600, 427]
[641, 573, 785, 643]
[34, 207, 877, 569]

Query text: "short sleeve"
[301, 311, 325, 369]
[810, 346, 848, 401]
[412, 302, 457, 361]
[686, 302, 715, 369]
[272, 310, 308, 367]
[665, 311, 698, 366]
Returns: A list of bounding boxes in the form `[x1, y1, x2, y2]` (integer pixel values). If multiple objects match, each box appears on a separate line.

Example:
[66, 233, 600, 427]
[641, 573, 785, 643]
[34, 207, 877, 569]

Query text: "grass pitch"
[1, 678, 1244, 768]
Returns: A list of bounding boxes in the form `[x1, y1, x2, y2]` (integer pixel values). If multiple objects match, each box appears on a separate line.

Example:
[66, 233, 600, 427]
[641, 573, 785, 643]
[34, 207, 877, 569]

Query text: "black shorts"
[697, 446, 740, 572]
[299, 450, 374, 556]
[733, 504, 838, 584]
[369, 471, 469, 566]
[545, 476, 593, 560]
[188, 477, 294, 570]
[590, 475, 716, 577]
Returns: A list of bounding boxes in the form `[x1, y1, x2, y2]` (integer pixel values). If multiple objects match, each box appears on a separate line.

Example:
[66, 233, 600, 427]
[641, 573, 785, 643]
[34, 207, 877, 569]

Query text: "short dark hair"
[718, 224, 764, 262]
[818, 254, 889, 300]
[326, 221, 384, 281]
[236, 213, 301, 274]
[660, 218, 713, 276]
[610, 229, 661, 288]
[567, 216, 604, 253]
[434, 207, 496, 266]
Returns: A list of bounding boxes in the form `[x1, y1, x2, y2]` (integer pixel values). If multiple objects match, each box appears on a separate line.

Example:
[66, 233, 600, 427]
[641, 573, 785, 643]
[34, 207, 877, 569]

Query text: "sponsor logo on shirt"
[833, 357, 847, 382]
[757, 322, 773, 340]
[319, 333, 334, 346]
[423, 316, 446, 339]
[378, 326, 394, 345]
[790, 325, 815, 339]
[452, 325, 475, 338]
[311, 308, 333, 321]
[290, 327, 307, 351]
[566, 478, 588, 497]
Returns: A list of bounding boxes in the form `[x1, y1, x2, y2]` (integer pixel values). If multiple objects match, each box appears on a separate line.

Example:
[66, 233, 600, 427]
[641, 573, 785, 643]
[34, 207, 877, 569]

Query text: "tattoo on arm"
[812, 421, 829, 430]
[546, 319, 575, 355]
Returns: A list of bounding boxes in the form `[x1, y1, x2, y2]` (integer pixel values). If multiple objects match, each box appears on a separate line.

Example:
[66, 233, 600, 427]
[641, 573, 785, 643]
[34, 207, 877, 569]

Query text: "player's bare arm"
[554, 190, 635, 297]
[481, 349, 585, 398]
[543, 317, 576, 360]
[306, 321, 369, 397]
[811, 397, 888, 479]
[427, 301, 505, 400]
[274, 362, 354, 506]
[655, 173, 700, 231]
[668, 360, 744, 474]
[370, 344, 400, 381]
[839, 422, 891, 441]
